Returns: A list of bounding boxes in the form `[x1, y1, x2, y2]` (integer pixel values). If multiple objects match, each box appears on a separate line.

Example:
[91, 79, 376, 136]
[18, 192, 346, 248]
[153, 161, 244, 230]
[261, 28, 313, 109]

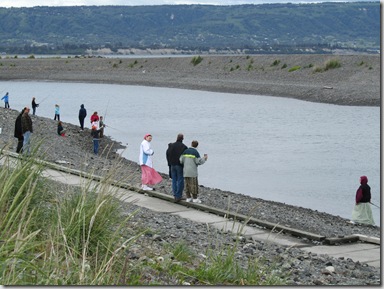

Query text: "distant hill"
[0, 2, 380, 55]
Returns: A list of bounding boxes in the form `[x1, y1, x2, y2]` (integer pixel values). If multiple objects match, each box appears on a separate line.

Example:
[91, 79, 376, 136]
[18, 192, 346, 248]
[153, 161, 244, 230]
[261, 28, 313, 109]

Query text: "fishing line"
[370, 202, 380, 209]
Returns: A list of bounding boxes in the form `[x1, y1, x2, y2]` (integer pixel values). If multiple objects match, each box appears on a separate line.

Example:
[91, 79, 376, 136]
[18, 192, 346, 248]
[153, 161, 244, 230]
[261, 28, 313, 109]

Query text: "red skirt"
[141, 165, 163, 185]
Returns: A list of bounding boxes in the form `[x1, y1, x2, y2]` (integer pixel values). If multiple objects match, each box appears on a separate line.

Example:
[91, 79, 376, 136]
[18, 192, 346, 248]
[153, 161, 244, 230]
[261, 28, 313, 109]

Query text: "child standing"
[54, 104, 60, 121]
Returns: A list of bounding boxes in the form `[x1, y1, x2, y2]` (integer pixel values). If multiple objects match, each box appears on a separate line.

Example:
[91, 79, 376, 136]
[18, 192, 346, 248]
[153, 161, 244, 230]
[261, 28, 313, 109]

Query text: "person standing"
[1, 92, 9, 108]
[78, 104, 87, 131]
[54, 104, 60, 121]
[14, 107, 25, 153]
[90, 111, 99, 127]
[139, 134, 162, 191]
[351, 175, 374, 225]
[31, 97, 39, 115]
[179, 140, 208, 203]
[21, 107, 33, 154]
[91, 125, 104, 154]
[166, 133, 188, 202]
[99, 116, 105, 138]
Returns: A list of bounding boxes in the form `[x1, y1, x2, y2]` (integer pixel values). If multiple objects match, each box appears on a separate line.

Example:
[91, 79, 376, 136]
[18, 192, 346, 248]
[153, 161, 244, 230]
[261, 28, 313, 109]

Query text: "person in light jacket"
[179, 140, 207, 204]
[139, 134, 162, 191]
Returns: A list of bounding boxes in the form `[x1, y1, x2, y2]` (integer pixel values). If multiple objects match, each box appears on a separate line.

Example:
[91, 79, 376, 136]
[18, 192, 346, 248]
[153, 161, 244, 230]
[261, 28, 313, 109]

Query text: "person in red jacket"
[351, 175, 374, 225]
[90, 111, 99, 125]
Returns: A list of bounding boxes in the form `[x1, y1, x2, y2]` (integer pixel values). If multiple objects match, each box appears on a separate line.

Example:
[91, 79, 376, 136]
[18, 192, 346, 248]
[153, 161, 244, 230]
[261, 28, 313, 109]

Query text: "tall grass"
[0, 149, 289, 285]
[0, 152, 143, 285]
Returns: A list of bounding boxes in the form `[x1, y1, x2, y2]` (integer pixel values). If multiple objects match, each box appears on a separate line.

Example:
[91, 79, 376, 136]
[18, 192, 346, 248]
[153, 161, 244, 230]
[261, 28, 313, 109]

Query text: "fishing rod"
[104, 124, 126, 134]
[37, 96, 49, 105]
[370, 202, 380, 209]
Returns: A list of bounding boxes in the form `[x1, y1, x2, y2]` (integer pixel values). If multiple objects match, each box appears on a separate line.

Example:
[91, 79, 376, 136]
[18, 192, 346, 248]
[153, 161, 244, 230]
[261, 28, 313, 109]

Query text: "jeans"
[93, 139, 99, 154]
[171, 165, 184, 199]
[23, 131, 31, 154]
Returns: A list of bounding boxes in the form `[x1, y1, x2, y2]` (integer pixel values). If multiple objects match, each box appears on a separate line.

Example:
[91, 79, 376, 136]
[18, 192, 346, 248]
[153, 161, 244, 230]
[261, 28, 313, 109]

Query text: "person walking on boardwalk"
[179, 140, 208, 203]
[21, 107, 33, 154]
[1, 92, 10, 109]
[139, 134, 162, 191]
[14, 107, 25, 153]
[54, 104, 60, 121]
[78, 104, 87, 131]
[166, 133, 188, 202]
[351, 175, 374, 225]
[31, 97, 39, 115]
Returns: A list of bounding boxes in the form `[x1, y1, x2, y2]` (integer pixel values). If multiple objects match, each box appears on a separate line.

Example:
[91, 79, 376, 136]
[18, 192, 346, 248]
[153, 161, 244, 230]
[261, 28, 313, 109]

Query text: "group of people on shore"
[12, 95, 106, 156]
[139, 133, 208, 203]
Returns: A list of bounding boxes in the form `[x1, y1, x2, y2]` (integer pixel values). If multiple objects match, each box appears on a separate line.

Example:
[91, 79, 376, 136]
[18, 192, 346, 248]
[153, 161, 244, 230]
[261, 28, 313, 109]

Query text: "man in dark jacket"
[21, 107, 33, 154]
[166, 133, 188, 202]
[14, 107, 25, 153]
[78, 104, 87, 131]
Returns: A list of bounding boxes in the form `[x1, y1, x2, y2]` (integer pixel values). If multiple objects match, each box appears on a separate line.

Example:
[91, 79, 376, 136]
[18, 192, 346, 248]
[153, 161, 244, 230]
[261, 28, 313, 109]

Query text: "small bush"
[191, 55, 203, 66]
[271, 59, 280, 66]
[281, 63, 287, 69]
[28, 55, 35, 59]
[288, 65, 301, 72]
[325, 59, 341, 70]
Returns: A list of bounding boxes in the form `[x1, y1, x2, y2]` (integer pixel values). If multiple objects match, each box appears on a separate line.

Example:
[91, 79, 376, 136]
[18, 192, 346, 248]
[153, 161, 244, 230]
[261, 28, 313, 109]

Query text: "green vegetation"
[191, 55, 203, 66]
[313, 59, 341, 73]
[281, 63, 287, 69]
[0, 2, 379, 54]
[0, 151, 288, 285]
[288, 65, 301, 72]
[271, 59, 280, 66]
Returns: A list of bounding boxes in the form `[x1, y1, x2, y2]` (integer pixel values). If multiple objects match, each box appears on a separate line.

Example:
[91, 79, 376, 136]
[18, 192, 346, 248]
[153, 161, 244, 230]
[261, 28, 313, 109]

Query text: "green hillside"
[0, 2, 379, 54]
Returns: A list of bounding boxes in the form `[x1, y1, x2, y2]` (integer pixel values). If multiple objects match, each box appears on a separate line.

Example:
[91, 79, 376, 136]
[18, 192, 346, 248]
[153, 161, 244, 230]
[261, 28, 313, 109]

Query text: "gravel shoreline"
[0, 108, 380, 285]
[0, 54, 380, 285]
[0, 54, 380, 106]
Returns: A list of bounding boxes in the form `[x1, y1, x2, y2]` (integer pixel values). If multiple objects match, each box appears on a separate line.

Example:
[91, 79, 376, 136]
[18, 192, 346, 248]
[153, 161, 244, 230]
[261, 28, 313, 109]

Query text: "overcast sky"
[1, 0, 360, 8]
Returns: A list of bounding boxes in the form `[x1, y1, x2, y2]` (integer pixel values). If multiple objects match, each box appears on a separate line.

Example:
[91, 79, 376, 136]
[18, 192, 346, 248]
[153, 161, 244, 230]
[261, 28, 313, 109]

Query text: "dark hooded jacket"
[166, 138, 187, 166]
[356, 176, 371, 203]
[79, 104, 87, 119]
[14, 109, 24, 138]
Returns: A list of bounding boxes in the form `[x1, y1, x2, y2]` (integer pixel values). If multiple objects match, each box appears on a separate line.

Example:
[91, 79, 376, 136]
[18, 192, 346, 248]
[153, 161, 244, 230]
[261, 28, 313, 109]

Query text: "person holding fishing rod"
[351, 175, 375, 225]
[31, 97, 39, 115]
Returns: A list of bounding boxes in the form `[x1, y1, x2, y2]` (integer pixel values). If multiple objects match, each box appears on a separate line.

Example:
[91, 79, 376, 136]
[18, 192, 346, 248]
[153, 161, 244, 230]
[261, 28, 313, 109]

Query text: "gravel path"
[0, 54, 380, 285]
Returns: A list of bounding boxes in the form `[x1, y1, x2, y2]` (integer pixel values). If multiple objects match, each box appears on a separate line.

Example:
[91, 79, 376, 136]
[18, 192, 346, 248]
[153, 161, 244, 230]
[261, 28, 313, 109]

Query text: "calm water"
[0, 80, 380, 226]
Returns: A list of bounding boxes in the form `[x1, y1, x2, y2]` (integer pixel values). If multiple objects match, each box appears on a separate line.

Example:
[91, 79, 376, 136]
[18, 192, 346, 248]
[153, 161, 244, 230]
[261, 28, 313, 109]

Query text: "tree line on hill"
[0, 2, 379, 55]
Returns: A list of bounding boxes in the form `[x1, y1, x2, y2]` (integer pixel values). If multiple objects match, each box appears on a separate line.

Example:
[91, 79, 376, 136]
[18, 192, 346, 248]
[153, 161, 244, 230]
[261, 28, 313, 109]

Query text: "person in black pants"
[78, 104, 87, 131]
[14, 107, 25, 153]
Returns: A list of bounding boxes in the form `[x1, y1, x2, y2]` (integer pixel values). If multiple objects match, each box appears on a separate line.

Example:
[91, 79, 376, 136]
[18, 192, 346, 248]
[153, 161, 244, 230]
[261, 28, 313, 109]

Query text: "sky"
[0, 0, 366, 8]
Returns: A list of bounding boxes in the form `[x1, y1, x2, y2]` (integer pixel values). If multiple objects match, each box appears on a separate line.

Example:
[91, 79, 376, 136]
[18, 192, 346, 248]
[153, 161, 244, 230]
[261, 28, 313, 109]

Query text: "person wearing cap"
[351, 175, 374, 225]
[139, 134, 162, 191]
[166, 133, 188, 202]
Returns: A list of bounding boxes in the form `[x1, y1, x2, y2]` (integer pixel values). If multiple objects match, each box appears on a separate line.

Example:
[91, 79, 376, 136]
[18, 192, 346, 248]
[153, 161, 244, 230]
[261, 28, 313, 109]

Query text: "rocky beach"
[0, 54, 381, 285]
